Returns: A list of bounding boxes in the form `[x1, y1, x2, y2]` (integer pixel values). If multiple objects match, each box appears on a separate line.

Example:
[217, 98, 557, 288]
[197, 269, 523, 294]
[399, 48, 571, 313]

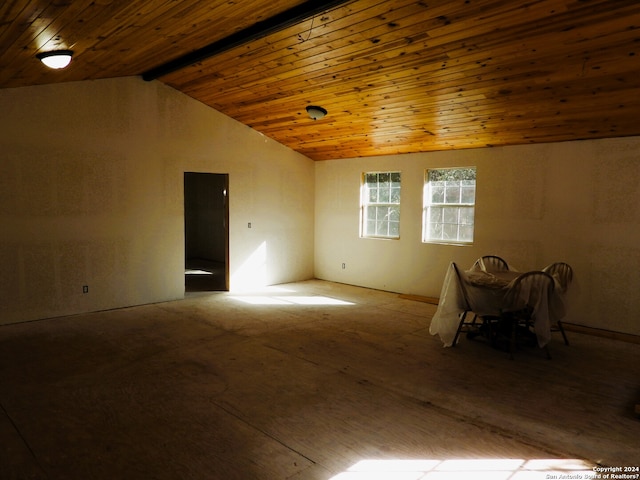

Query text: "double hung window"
[361, 172, 401, 239]
[423, 167, 476, 244]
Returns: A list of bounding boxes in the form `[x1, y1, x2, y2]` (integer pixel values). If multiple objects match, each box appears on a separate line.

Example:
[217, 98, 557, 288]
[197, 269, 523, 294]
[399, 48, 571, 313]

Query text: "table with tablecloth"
[429, 262, 567, 348]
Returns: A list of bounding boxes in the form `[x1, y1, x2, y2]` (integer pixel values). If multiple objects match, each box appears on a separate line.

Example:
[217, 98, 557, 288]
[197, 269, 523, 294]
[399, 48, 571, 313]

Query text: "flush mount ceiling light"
[36, 50, 74, 69]
[306, 105, 327, 120]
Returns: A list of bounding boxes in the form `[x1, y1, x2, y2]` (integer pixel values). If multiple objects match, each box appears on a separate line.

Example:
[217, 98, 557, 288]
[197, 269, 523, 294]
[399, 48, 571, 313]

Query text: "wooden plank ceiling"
[2, 0, 640, 160]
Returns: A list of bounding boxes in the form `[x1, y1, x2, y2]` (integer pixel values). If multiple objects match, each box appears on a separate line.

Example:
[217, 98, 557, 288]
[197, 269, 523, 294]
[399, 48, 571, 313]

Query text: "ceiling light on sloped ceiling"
[306, 105, 327, 120]
[36, 50, 74, 69]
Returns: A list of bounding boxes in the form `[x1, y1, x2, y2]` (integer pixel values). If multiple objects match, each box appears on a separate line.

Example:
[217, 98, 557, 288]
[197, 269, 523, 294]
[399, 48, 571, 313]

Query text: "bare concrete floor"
[1, 279, 638, 480]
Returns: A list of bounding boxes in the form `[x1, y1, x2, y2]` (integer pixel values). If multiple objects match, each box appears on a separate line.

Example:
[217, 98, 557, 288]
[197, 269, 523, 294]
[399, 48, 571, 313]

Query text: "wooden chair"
[501, 271, 555, 359]
[543, 262, 573, 293]
[473, 255, 509, 272]
[451, 263, 479, 346]
[542, 262, 573, 345]
[451, 263, 500, 346]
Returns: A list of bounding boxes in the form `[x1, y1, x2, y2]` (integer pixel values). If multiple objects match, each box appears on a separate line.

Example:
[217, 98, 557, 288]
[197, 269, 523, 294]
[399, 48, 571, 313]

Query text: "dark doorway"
[184, 172, 229, 291]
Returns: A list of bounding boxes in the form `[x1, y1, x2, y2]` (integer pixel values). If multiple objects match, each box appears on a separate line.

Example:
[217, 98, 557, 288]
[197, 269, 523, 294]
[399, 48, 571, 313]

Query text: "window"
[423, 167, 476, 244]
[361, 171, 401, 239]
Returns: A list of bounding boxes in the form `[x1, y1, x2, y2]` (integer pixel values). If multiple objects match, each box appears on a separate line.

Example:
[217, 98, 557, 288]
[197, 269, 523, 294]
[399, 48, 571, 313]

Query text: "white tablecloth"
[429, 262, 567, 348]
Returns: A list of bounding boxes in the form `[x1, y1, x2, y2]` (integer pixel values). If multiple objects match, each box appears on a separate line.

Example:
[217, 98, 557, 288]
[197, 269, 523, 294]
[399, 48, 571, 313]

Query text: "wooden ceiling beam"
[141, 0, 355, 81]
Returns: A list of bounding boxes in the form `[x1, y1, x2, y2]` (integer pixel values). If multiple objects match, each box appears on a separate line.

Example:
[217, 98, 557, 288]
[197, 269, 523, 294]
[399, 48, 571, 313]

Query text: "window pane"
[378, 187, 390, 203]
[459, 206, 474, 225]
[390, 186, 401, 203]
[389, 206, 400, 222]
[461, 184, 475, 203]
[368, 187, 378, 203]
[459, 225, 474, 242]
[389, 221, 400, 237]
[445, 183, 461, 203]
[443, 206, 459, 224]
[430, 184, 445, 203]
[429, 206, 443, 223]
[429, 222, 442, 239]
[390, 172, 401, 184]
[443, 223, 458, 240]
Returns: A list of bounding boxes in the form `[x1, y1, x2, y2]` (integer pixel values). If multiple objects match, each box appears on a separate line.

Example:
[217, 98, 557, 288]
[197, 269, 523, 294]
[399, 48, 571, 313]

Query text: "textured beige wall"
[0, 77, 314, 324]
[3, 75, 638, 335]
[315, 137, 640, 336]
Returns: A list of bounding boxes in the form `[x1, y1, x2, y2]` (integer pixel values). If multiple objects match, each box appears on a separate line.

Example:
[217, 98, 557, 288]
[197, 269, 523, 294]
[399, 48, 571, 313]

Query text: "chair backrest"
[504, 271, 555, 313]
[452, 262, 473, 311]
[474, 255, 509, 272]
[542, 262, 573, 293]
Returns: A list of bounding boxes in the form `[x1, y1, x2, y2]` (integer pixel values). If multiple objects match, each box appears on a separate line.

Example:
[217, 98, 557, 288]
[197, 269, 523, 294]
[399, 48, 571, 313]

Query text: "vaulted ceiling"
[2, 0, 640, 160]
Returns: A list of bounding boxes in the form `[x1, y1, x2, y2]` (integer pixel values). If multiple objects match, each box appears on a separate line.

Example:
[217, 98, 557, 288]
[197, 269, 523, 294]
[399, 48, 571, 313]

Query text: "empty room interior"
[1, 1, 639, 479]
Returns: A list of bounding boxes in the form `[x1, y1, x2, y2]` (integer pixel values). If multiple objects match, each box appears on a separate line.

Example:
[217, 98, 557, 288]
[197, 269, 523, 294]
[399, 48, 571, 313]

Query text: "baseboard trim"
[562, 323, 640, 345]
[398, 293, 439, 305]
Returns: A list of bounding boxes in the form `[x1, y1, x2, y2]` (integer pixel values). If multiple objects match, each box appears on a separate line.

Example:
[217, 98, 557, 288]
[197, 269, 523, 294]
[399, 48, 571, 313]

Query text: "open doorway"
[184, 172, 229, 291]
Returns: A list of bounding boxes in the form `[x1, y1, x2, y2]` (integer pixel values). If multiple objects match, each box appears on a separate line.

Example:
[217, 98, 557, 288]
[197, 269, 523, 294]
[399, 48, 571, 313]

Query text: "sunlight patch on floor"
[185, 269, 214, 275]
[231, 295, 354, 306]
[328, 458, 597, 480]
[229, 283, 355, 306]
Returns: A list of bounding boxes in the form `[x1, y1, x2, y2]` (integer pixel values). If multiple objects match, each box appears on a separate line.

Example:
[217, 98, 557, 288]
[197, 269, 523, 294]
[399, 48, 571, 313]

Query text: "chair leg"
[452, 311, 468, 347]
[557, 320, 569, 346]
[466, 314, 482, 340]
[509, 318, 517, 360]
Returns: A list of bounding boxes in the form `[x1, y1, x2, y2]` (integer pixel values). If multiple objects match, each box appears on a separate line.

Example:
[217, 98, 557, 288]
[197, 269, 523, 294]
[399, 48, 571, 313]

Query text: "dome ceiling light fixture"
[306, 105, 327, 120]
[36, 50, 74, 69]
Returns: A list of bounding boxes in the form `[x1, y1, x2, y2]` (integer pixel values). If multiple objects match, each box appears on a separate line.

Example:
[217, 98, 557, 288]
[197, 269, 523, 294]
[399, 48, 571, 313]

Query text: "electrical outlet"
[82, 285, 89, 294]
[248, 222, 252, 228]
[342, 263, 346, 269]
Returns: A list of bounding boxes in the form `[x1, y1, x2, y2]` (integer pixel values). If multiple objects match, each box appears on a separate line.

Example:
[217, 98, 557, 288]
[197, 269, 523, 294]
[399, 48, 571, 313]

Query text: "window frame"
[422, 167, 476, 245]
[360, 171, 402, 240]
